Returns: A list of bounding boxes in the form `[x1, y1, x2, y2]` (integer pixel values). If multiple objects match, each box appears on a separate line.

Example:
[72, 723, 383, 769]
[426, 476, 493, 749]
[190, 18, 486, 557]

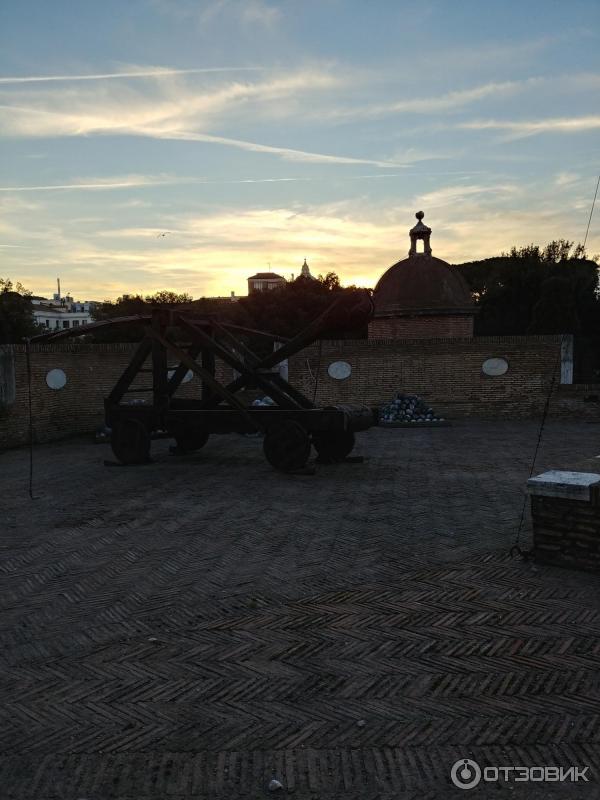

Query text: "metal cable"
[583, 174, 600, 250]
[513, 177, 599, 558]
[510, 334, 565, 558]
[25, 339, 34, 500]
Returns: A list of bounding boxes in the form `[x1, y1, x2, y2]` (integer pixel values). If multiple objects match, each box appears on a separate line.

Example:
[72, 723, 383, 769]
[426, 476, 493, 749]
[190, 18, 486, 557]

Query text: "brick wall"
[0, 344, 232, 450]
[289, 335, 600, 418]
[1, 336, 599, 450]
[531, 494, 600, 573]
[368, 314, 474, 339]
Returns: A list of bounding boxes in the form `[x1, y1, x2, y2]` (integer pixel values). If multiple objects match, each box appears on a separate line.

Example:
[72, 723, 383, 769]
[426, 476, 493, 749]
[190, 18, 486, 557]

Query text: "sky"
[1, 0, 599, 301]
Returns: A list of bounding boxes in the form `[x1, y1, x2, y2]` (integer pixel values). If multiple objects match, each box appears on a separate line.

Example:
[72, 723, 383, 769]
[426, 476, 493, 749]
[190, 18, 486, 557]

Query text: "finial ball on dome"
[415, 211, 424, 221]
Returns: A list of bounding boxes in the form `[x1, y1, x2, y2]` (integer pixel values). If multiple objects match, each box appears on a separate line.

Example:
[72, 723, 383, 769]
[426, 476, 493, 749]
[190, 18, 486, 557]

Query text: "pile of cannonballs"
[379, 393, 445, 424]
[252, 395, 276, 407]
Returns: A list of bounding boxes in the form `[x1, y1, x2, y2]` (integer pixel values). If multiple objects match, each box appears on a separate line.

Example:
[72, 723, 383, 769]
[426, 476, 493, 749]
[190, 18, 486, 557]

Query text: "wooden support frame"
[151, 310, 169, 414]
[36, 290, 375, 464]
[147, 328, 263, 432]
[178, 316, 301, 410]
[167, 343, 201, 398]
[107, 337, 153, 404]
[210, 292, 373, 400]
[201, 348, 215, 402]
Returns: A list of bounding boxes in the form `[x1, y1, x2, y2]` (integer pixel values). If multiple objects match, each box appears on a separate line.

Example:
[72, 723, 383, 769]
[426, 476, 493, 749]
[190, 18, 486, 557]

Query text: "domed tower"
[300, 258, 315, 279]
[368, 212, 476, 339]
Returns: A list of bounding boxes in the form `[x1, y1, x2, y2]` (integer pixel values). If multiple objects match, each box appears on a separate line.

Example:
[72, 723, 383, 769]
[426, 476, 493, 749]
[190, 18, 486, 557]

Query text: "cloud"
[0, 67, 400, 167]
[0, 66, 262, 84]
[0, 69, 339, 138]
[416, 183, 519, 208]
[405, 33, 573, 75]
[240, 0, 281, 27]
[6, 186, 597, 301]
[555, 171, 581, 187]
[3, 168, 498, 197]
[144, 129, 403, 166]
[459, 115, 600, 138]
[151, 0, 282, 29]
[323, 79, 539, 121]
[319, 72, 600, 123]
[0, 175, 194, 192]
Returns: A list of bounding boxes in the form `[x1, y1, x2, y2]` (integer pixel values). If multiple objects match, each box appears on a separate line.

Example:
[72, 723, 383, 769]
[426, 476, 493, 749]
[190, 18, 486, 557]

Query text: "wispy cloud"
[4, 169, 501, 195]
[5, 186, 595, 301]
[144, 129, 403, 166]
[0, 67, 407, 166]
[555, 171, 581, 187]
[416, 183, 519, 208]
[405, 32, 575, 75]
[0, 175, 193, 192]
[0, 66, 262, 84]
[460, 115, 600, 138]
[151, 0, 282, 29]
[323, 79, 539, 121]
[0, 69, 340, 137]
[319, 72, 600, 123]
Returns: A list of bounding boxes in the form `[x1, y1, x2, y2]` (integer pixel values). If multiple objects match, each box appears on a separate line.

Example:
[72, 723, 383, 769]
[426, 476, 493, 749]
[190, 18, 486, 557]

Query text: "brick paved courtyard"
[2, 420, 600, 799]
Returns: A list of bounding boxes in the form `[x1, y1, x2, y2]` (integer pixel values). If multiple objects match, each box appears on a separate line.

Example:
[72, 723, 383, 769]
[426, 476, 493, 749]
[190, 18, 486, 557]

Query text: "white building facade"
[31, 287, 96, 331]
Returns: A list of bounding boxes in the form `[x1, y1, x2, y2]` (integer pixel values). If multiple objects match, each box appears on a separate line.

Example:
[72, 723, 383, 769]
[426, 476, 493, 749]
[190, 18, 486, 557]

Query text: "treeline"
[89, 272, 366, 341]
[456, 241, 600, 337]
[0, 278, 40, 343]
[1, 240, 598, 344]
[61, 240, 600, 341]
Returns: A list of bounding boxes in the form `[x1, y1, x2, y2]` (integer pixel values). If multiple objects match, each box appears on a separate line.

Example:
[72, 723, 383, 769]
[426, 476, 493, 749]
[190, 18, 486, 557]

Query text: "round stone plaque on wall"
[46, 368, 67, 390]
[327, 361, 352, 380]
[482, 357, 509, 377]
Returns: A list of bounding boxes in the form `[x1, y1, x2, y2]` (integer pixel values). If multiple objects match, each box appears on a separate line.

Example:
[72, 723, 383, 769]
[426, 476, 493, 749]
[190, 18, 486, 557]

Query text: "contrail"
[0, 67, 262, 85]
[0, 180, 178, 191]
[0, 171, 482, 193]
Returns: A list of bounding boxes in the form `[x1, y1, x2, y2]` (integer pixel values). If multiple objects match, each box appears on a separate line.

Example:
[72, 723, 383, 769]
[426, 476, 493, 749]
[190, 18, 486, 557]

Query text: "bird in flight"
[156, 231, 171, 238]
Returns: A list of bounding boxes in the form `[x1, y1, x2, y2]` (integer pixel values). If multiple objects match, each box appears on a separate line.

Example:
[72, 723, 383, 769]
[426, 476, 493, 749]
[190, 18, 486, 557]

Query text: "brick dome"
[369, 212, 476, 339]
[373, 254, 474, 316]
[373, 212, 474, 317]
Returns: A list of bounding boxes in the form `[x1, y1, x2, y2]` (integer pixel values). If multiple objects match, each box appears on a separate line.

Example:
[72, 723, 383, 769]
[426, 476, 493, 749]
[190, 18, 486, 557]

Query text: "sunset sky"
[1, 0, 599, 301]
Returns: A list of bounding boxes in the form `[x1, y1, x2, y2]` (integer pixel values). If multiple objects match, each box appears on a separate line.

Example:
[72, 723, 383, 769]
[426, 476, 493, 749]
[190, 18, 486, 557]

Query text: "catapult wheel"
[174, 429, 209, 453]
[312, 430, 355, 462]
[263, 420, 311, 473]
[111, 417, 151, 464]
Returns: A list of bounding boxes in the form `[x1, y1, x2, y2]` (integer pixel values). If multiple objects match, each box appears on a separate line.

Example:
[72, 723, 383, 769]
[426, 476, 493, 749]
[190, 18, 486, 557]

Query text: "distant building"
[247, 260, 314, 294]
[31, 279, 97, 331]
[207, 291, 239, 302]
[299, 259, 315, 280]
[247, 272, 286, 294]
[369, 212, 476, 339]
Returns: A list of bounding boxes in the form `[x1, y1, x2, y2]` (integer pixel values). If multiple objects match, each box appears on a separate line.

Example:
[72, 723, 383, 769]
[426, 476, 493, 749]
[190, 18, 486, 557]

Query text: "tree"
[529, 276, 580, 335]
[0, 278, 42, 343]
[456, 240, 599, 336]
[318, 271, 341, 291]
[87, 274, 370, 342]
[90, 290, 194, 341]
[237, 271, 370, 339]
[145, 290, 193, 306]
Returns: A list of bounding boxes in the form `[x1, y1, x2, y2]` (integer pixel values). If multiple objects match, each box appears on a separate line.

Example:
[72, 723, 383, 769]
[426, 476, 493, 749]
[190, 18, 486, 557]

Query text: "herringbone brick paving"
[1, 420, 600, 798]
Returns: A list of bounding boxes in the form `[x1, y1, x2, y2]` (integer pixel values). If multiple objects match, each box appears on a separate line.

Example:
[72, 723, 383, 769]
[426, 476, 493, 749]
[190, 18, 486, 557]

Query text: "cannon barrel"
[325, 404, 376, 432]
